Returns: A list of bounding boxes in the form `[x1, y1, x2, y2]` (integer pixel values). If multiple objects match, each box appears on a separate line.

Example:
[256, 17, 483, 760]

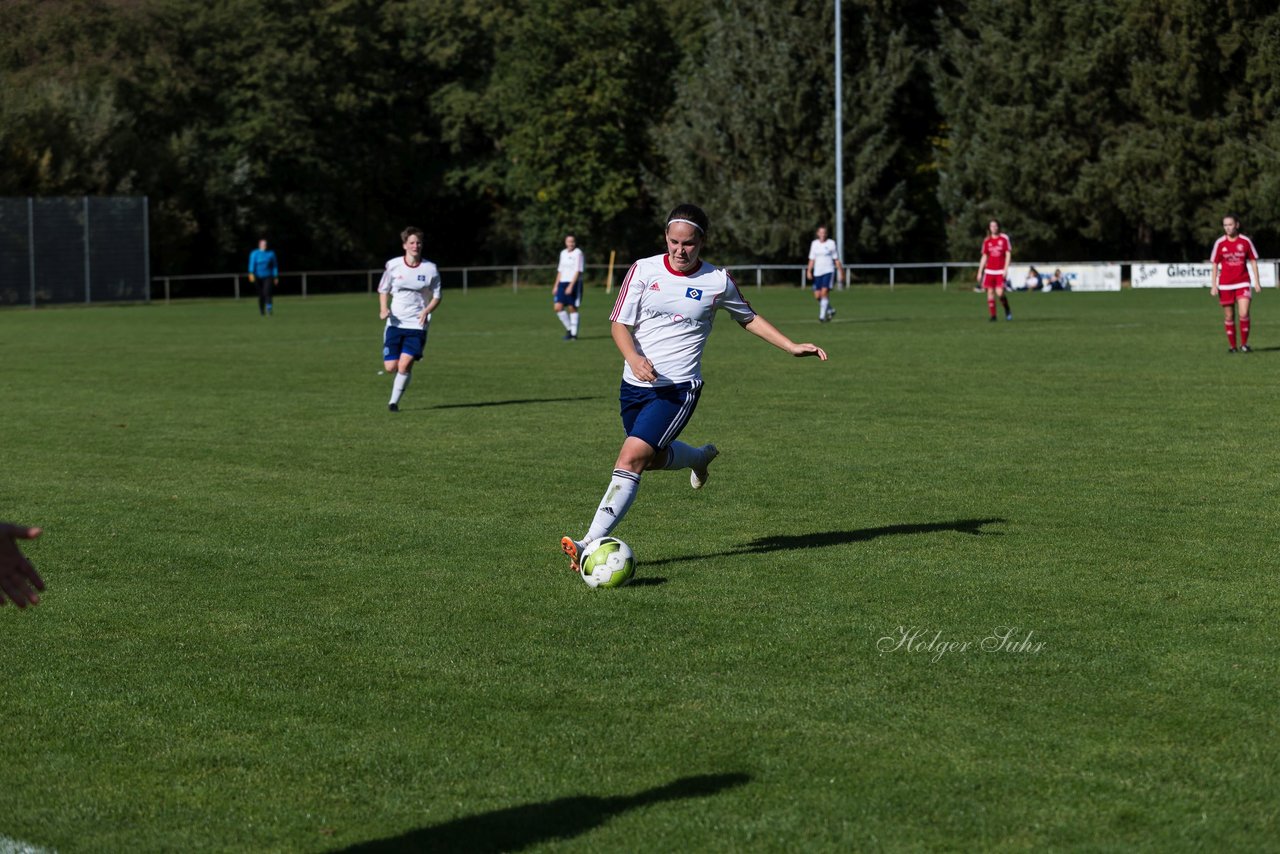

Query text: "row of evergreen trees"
[2, 0, 1276, 273]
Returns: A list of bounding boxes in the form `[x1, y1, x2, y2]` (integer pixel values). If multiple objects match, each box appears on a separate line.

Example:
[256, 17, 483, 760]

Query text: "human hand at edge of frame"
[248, 274, 255, 283]
[380, 307, 390, 320]
[789, 343, 828, 361]
[0, 523, 45, 608]
[627, 356, 658, 383]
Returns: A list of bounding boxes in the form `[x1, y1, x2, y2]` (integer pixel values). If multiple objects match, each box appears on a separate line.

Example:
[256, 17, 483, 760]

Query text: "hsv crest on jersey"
[686, 288, 703, 300]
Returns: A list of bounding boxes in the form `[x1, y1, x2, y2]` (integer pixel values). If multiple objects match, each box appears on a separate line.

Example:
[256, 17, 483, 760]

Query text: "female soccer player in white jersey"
[553, 234, 585, 340]
[560, 203, 828, 572]
[806, 225, 843, 321]
[378, 227, 442, 412]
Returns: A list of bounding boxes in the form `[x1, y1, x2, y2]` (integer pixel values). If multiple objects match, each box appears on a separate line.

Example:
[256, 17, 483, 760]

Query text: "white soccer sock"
[556, 309, 571, 331]
[390, 371, 412, 404]
[661, 441, 702, 471]
[569, 312, 580, 336]
[819, 296, 830, 318]
[583, 469, 641, 543]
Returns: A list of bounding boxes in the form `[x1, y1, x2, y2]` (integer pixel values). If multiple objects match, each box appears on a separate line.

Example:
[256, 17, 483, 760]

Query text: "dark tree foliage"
[650, 0, 940, 264]
[2, 0, 1278, 273]
[935, 0, 1280, 261]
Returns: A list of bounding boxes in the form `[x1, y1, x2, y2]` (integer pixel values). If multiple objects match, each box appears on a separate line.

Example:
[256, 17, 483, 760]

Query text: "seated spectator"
[1048, 268, 1068, 291]
[1023, 266, 1042, 291]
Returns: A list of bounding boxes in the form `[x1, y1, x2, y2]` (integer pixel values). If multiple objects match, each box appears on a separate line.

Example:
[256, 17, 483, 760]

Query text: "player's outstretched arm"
[0, 523, 44, 608]
[740, 315, 828, 360]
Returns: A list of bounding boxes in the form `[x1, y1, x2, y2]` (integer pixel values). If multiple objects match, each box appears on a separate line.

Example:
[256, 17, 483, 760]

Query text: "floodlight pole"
[834, 0, 845, 281]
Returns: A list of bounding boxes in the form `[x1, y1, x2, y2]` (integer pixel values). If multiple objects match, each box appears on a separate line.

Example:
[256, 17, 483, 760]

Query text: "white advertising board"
[1005, 263, 1122, 292]
[1132, 262, 1277, 288]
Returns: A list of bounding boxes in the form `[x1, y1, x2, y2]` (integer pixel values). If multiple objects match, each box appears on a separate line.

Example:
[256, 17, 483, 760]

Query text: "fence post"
[942, 264, 948, 291]
[142, 196, 151, 303]
[83, 196, 91, 303]
[164, 277, 171, 304]
[367, 270, 373, 293]
[890, 265, 895, 291]
[27, 197, 36, 308]
[463, 268, 469, 294]
[302, 272, 308, 299]
[757, 267, 762, 289]
[235, 274, 241, 300]
[512, 266, 518, 292]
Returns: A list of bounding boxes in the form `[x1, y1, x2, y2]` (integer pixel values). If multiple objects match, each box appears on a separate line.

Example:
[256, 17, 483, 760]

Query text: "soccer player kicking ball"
[560, 203, 828, 572]
[1209, 214, 1262, 353]
[378, 227, 442, 411]
[976, 219, 1013, 322]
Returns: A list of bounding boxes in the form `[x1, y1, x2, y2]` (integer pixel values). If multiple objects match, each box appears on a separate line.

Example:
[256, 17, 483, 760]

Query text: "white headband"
[667, 217, 704, 233]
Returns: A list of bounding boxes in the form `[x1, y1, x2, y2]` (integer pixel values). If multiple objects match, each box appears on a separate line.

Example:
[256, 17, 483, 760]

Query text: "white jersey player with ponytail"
[560, 203, 828, 573]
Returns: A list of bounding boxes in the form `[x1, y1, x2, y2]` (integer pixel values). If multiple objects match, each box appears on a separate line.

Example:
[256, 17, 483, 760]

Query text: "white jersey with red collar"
[609, 254, 757, 387]
[378, 256, 441, 330]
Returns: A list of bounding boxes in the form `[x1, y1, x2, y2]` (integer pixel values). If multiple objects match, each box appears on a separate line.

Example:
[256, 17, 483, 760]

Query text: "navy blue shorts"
[554, 281, 582, 307]
[384, 326, 427, 361]
[620, 379, 702, 451]
[812, 272, 834, 291]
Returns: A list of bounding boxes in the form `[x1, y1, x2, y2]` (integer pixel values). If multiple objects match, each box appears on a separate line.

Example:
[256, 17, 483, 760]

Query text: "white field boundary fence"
[146, 260, 1280, 303]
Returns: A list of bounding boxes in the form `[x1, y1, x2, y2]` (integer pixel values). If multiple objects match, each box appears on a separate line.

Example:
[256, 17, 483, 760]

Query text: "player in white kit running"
[378, 227, 442, 412]
[560, 203, 828, 572]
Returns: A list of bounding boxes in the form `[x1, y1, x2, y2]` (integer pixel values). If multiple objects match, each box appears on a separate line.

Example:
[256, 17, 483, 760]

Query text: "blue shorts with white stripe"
[619, 379, 703, 452]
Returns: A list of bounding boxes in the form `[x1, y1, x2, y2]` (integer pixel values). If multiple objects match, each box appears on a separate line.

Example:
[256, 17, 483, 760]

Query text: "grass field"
[2, 285, 1277, 852]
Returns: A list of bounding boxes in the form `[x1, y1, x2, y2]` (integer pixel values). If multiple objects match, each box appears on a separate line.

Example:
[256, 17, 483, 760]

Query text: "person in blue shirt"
[247, 238, 279, 315]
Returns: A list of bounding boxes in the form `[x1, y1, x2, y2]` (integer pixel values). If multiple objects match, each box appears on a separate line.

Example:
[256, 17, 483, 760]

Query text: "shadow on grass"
[627, 576, 667, 587]
[645, 517, 1006, 567]
[335, 772, 750, 853]
[431, 396, 605, 410]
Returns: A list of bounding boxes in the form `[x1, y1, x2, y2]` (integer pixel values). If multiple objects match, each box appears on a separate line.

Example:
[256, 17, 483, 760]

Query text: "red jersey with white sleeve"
[982, 234, 1012, 274]
[609, 254, 756, 387]
[1211, 235, 1259, 290]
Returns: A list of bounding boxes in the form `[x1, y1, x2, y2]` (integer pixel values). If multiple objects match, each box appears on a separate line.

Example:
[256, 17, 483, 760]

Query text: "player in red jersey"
[976, 219, 1013, 321]
[1209, 214, 1262, 353]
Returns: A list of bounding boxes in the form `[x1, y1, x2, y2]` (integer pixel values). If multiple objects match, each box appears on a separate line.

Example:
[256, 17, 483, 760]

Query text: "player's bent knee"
[615, 439, 656, 473]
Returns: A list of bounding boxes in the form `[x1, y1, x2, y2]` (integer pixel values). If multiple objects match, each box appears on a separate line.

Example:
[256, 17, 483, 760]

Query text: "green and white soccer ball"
[580, 537, 636, 588]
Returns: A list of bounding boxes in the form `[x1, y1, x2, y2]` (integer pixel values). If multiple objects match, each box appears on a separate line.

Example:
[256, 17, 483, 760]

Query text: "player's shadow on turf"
[335, 772, 750, 853]
[645, 517, 1006, 567]
[431, 396, 606, 409]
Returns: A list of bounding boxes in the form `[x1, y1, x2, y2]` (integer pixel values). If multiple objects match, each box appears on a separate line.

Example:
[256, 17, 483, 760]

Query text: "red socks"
[1225, 321, 1238, 349]
[1240, 317, 1251, 346]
